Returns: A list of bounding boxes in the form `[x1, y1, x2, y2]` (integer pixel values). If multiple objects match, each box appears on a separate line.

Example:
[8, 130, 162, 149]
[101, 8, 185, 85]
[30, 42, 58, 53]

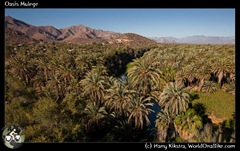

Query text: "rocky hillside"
[5, 16, 120, 44]
[5, 27, 38, 44]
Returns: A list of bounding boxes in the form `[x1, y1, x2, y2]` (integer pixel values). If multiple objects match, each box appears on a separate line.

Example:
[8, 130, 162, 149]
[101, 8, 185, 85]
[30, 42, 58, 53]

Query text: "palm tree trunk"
[230, 73, 234, 82]
[230, 131, 235, 143]
[217, 126, 223, 142]
[198, 78, 204, 92]
[25, 74, 29, 85]
[218, 70, 224, 87]
[44, 68, 48, 82]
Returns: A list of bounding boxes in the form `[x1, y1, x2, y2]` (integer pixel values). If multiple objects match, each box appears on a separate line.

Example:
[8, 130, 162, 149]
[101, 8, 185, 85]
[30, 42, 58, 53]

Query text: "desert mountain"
[5, 16, 120, 44]
[5, 27, 38, 44]
[151, 35, 235, 44]
[5, 16, 234, 45]
[5, 16, 61, 41]
[59, 25, 120, 40]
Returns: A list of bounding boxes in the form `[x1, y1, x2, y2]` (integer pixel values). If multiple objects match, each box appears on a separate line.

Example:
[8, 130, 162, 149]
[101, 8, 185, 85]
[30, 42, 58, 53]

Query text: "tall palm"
[75, 55, 90, 78]
[45, 74, 62, 101]
[227, 55, 235, 82]
[8, 55, 31, 85]
[155, 110, 172, 142]
[210, 57, 232, 87]
[80, 70, 106, 103]
[65, 78, 81, 95]
[36, 57, 51, 82]
[128, 94, 154, 129]
[172, 61, 182, 75]
[175, 69, 187, 86]
[160, 66, 175, 84]
[159, 82, 190, 116]
[201, 81, 218, 93]
[127, 57, 160, 96]
[57, 64, 75, 87]
[174, 109, 202, 142]
[84, 101, 107, 131]
[163, 53, 178, 68]
[105, 81, 136, 116]
[105, 76, 117, 89]
[193, 123, 217, 142]
[182, 64, 197, 87]
[195, 63, 211, 91]
[32, 73, 46, 96]
[222, 81, 235, 95]
[110, 113, 139, 142]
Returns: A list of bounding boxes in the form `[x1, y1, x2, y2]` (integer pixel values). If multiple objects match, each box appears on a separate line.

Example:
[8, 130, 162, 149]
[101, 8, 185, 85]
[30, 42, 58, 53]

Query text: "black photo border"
[1, 1, 239, 150]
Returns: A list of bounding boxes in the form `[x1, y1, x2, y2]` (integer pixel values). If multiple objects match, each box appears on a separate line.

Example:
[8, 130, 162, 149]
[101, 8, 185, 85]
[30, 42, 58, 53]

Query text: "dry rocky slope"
[5, 16, 157, 46]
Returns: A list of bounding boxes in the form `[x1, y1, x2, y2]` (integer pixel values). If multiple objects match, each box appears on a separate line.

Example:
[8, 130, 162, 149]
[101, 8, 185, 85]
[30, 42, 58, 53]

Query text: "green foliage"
[174, 109, 202, 142]
[160, 66, 175, 83]
[201, 81, 219, 93]
[159, 82, 190, 116]
[193, 123, 217, 142]
[105, 80, 135, 115]
[192, 90, 234, 120]
[222, 81, 235, 95]
[5, 98, 32, 127]
[32, 97, 58, 127]
[128, 95, 154, 129]
[127, 57, 160, 96]
[80, 69, 106, 103]
[5, 42, 235, 142]
[155, 110, 172, 142]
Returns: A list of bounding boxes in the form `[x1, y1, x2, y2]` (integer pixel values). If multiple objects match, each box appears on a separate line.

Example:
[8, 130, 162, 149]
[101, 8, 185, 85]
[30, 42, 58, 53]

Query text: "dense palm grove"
[5, 42, 235, 142]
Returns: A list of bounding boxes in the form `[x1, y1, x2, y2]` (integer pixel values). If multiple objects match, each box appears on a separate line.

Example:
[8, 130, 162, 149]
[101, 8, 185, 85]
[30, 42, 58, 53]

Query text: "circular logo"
[2, 125, 25, 149]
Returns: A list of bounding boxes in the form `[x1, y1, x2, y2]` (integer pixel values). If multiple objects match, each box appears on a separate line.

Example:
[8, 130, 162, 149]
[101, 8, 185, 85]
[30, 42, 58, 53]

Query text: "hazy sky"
[5, 9, 235, 38]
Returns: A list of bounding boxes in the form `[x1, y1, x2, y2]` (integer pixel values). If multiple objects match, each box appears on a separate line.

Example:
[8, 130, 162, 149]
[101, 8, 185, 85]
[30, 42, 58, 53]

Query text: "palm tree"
[75, 55, 90, 78]
[65, 78, 81, 95]
[57, 64, 75, 88]
[45, 74, 62, 101]
[210, 57, 232, 87]
[32, 73, 46, 96]
[127, 57, 160, 96]
[159, 82, 190, 116]
[109, 113, 140, 142]
[80, 70, 106, 104]
[222, 81, 235, 95]
[35, 57, 51, 82]
[155, 110, 172, 142]
[172, 61, 182, 75]
[84, 101, 107, 131]
[184, 51, 198, 65]
[8, 55, 31, 85]
[230, 130, 235, 143]
[201, 81, 218, 93]
[227, 55, 235, 82]
[182, 64, 197, 87]
[174, 109, 202, 142]
[105, 76, 117, 89]
[128, 94, 154, 129]
[193, 123, 217, 142]
[160, 66, 175, 84]
[194, 60, 211, 91]
[105, 81, 136, 116]
[175, 69, 187, 86]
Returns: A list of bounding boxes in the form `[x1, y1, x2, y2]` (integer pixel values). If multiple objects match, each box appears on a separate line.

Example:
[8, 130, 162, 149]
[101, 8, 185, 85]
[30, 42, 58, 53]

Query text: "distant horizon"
[5, 9, 235, 38]
[149, 35, 235, 38]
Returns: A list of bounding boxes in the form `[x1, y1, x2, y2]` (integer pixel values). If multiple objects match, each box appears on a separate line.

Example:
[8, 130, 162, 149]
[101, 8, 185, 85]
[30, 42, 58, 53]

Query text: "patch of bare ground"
[208, 112, 223, 124]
